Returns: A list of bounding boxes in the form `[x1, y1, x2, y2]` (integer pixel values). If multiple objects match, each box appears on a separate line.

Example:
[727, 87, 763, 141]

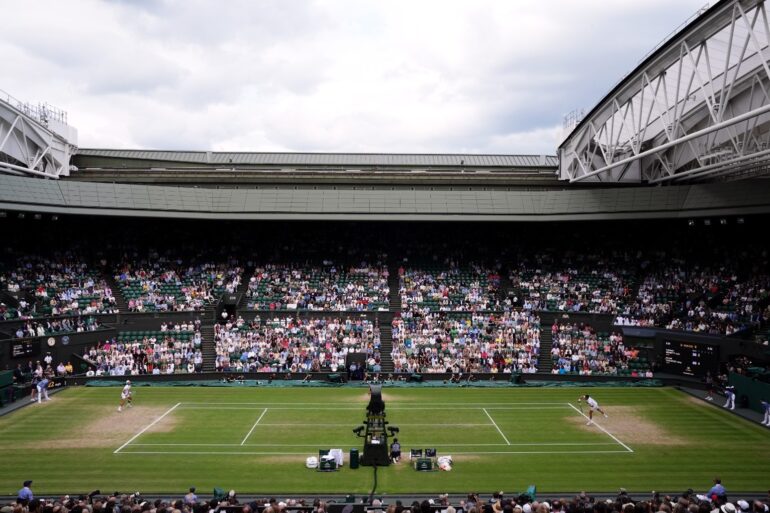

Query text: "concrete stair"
[236, 265, 255, 308]
[377, 314, 395, 373]
[538, 324, 553, 374]
[499, 271, 514, 304]
[388, 264, 401, 313]
[200, 304, 217, 372]
[104, 273, 129, 313]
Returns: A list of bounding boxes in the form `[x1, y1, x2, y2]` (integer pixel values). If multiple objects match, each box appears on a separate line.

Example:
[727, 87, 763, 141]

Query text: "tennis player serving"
[579, 394, 608, 425]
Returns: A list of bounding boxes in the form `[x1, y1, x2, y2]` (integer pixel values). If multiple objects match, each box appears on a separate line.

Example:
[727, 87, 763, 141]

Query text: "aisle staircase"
[387, 265, 401, 313]
[499, 271, 514, 304]
[537, 321, 553, 374]
[200, 304, 217, 372]
[236, 265, 255, 309]
[377, 314, 395, 373]
[104, 273, 129, 313]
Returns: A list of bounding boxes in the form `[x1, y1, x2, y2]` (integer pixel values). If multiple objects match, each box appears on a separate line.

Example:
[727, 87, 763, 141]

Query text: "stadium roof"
[559, 0, 770, 184]
[75, 149, 558, 168]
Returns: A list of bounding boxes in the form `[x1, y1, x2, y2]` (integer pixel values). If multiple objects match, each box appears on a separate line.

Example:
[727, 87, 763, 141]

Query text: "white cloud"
[1, 0, 709, 155]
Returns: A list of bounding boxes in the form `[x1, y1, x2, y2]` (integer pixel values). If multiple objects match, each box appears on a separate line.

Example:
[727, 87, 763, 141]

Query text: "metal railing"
[0, 88, 69, 127]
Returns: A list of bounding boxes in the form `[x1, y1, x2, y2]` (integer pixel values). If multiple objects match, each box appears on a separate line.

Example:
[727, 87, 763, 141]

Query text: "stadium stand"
[390, 311, 540, 373]
[615, 248, 770, 335]
[114, 250, 242, 312]
[214, 316, 380, 373]
[508, 251, 635, 314]
[0, 253, 118, 318]
[550, 320, 650, 376]
[245, 262, 389, 311]
[1, 488, 765, 513]
[13, 316, 104, 339]
[84, 323, 202, 375]
[399, 262, 502, 312]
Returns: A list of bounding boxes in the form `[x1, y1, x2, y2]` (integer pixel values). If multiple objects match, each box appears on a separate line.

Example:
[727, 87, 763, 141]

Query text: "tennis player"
[761, 400, 769, 426]
[579, 394, 608, 425]
[118, 380, 132, 412]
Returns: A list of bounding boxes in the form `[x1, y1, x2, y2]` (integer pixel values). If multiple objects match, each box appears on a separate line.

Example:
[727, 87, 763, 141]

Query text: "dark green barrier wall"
[729, 372, 770, 413]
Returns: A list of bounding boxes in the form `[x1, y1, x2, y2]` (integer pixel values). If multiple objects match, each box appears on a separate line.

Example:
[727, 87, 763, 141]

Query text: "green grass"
[0, 386, 768, 495]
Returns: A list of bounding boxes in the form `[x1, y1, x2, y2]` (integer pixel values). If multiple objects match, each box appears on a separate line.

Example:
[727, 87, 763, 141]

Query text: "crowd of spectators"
[214, 315, 380, 372]
[84, 321, 203, 375]
[245, 262, 389, 311]
[399, 262, 502, 312]
[509, 251, 635, 315]
[550, 320, 648, 376]
[12, 356, 76, 385]
[614, 257, 770, 335]
[0, 254, 118, 319]
[4, 481, 766, 513]
[390, 310, 540, 373]
[114, 250, 242, 312]
[2, 231, 769, 340]
[13, 316, 104, 339]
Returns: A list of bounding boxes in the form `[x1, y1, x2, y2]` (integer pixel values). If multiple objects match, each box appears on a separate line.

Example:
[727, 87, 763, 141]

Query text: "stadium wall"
[2, 174, 770, 220]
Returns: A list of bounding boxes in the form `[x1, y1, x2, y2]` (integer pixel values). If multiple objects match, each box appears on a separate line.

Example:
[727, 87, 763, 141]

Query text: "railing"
[0, 88, 69, 126]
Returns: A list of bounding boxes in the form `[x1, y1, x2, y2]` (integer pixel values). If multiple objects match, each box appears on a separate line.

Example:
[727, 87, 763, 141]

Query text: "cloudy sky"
[2, 0, 708, 155]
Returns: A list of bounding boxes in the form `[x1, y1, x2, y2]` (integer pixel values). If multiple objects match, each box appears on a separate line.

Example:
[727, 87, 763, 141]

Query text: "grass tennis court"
[0, 386, 768, 495]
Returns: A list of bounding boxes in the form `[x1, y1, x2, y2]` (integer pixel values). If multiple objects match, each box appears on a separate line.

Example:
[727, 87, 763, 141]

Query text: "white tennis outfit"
[723, 387, 735, 410]
[586, 397, 599, 410]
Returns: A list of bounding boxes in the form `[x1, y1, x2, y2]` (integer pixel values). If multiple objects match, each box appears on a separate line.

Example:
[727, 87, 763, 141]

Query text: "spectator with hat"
[719, 504, 737, 513]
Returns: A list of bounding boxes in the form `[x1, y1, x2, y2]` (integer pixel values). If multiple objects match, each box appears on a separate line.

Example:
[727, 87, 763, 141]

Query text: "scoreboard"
[10, 340, 39, 359]
[663, 340, 719, 377]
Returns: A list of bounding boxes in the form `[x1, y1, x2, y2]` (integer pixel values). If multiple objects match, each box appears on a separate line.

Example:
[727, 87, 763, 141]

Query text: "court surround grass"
[0, 386, 767, 495]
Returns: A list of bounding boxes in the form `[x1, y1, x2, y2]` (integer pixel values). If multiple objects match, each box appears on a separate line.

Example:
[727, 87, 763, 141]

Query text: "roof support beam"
[570, 102, 770, 182]
[559, 0, 770, 184]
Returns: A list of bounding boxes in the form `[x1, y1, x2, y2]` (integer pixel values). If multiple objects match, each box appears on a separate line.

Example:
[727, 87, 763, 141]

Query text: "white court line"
[439, 450, 632, 455]
[129, 442, 620, 447]
[178, 406, 569, 410]
[567, 403, 633, 453]
[240, 408, 268, 445]
[115, 449, 633, 456]
[114, 402, 181, 454]
[257, 423, 493, 427]
[180, 402, 567, 406]
[483, 408, 511, 445]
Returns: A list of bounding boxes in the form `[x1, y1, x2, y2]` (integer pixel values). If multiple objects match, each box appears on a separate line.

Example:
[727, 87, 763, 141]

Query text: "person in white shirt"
[579, 394, 608, 425]
[723, 385, 736, 410]
[118, 380, 132, 412]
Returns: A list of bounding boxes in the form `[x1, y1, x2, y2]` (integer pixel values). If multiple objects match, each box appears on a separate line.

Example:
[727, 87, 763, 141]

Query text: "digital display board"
[663, 340, 719, 377]
[10, 341, 39, 359]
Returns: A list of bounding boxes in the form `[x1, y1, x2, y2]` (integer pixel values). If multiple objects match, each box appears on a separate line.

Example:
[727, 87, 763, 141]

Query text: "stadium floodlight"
[703, 219, 711, 226]
[737, 218, 745, 224]
[17, 212, 25, 219]
[33, 214, 42, 220]
[687, 219, 695, 226]
[719, 218, 727, 225]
